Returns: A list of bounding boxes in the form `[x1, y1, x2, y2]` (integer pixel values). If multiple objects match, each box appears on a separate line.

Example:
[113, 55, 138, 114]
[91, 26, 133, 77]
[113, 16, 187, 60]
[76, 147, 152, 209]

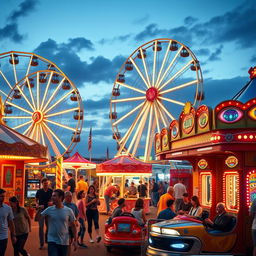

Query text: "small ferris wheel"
[0, 51, 83, 164]
[110, 38, 203, 162]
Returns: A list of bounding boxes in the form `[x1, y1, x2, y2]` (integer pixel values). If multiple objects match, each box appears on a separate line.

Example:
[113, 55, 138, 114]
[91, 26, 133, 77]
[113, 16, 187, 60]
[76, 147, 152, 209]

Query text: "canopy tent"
[96, 155, 152, 174]
[63, 152, 96, 182]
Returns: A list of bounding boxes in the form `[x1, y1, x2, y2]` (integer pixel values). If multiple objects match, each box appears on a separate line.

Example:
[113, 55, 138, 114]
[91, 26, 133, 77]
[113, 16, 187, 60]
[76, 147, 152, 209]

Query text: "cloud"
[184, 16, 198, 26]
[251, 55, 256, 63]
[8, 0, 38, 22]
[0, 23, 24, 42]
[207, 45, 223, 62]
[33, 39, 126, 85]
[133, 14, 150, 25]
[98, 34, 131, 45]
[195, 48, 210, 56]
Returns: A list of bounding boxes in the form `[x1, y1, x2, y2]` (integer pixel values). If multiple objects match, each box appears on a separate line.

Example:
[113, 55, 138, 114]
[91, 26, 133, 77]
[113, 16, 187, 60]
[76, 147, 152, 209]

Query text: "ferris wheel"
[0, 51, 83, 164]
[110, 38, 203, 162]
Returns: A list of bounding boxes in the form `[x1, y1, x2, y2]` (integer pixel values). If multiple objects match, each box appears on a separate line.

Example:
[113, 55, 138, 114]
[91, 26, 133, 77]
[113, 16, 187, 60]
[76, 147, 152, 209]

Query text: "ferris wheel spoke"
[39, 124, 46, 146]
[127, 103, 150, 153]
[6, 101, 33, 115]
[156, 99, 175, 121]
[160, 79, 198, 95]
[45, 119, 76, 132]
[113, 101, 144, 126]
[44, 89, 73, 114]
[23, 122, 33, 136]
[0, 89, 8, 98]
[25, 56, 33, 76]
[11, 53, 18, 84]
[40, 72, 53, 110]
[3, 115, 31, 119]
[139, 48, 151, 87]
[155, 101, 168, 127]
[158, 60, 193, 91]
[112, 96, 145, 103]
[42, 122, 67, 150]
[147, 117, 157, 160]
[152, 41, 158, 87]
[26, 77, 36, 110]
[45, 107, 79, 118]
[117, 82, 146, 94]
[41, 77, 65, 112]
[153, 103, 161, 133]
[36, 72, 40, 109]
[35, 124, 40, 142]
[29, 123, 37, 141]
[129, 57, 150, 89]
[0, 70, 13, 90]
[42, 122, 61, 157]
[13, 119, 33, 130]
[155, 40, 172, 87]
[156, 46, 183, 88]
[158, 96, 185, 106]
[15, 83, 35, 111]
[144, 105, 153, 160]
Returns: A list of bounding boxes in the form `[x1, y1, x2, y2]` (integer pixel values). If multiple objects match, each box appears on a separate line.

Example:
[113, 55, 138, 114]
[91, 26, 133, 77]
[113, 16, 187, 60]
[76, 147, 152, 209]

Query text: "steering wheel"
[120, 212, 135, 218]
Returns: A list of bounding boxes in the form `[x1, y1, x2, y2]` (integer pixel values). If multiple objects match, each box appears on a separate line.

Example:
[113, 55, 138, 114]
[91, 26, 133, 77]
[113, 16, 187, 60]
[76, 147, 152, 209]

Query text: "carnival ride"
[110, 38, 203, 162]
[0, 51, 83, 164]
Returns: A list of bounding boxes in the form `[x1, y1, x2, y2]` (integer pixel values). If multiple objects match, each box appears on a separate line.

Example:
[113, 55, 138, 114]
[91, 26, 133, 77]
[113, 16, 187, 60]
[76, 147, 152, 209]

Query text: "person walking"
[85, 185, 101, 243]
[104, 184, 119, 215]
[9, 196, 31, 256]
[67, 173, 76, 203]
[173, 178, 187, 212]
[76, 176, 88, 195]
[39, 189, 77, 256]
[157, 186, 174, 216]
[131, 198, 147, 226]
[35, 178, 53, 250]
[150, 179, 159, 207]
[76, 190, 87, 248]
[0, 188, 16, 256]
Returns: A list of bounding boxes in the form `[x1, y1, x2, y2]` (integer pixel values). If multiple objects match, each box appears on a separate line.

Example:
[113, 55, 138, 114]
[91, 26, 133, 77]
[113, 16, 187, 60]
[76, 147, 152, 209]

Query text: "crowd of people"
[1, 176, 256, 256]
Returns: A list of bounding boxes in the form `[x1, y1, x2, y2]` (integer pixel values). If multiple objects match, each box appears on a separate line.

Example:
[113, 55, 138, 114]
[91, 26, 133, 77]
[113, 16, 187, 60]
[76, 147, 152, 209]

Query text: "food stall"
[96, 155, 152, 213]
[63, 152, 96, 183]
[154, 66, 256, 254]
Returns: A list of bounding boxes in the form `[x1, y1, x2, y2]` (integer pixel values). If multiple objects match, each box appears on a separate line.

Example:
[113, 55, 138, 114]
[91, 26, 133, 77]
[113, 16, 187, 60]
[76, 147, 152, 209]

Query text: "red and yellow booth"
[96, 155, 152, 213]
[154, 67, 256, 254]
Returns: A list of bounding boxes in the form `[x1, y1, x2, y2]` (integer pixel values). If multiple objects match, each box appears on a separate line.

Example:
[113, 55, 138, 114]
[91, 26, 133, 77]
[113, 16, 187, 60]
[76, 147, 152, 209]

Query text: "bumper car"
[147, 215, 237, 255]
[104, 212, 146, 252]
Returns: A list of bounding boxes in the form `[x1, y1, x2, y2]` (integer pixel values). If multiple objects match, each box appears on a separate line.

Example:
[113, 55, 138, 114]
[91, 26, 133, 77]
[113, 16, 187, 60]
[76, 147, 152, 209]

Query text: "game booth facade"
[154, 67, 256, 254]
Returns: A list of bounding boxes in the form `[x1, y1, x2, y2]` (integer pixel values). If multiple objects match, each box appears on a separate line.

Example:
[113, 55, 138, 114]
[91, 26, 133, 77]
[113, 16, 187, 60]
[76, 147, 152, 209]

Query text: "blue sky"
[0, 0, 255, 159]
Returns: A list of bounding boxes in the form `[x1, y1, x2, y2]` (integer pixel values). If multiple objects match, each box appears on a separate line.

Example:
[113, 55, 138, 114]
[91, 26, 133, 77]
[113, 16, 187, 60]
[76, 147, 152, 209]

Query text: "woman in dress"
[9, 196, 31, 256]
[85, 185, 101, 243]
[131, 198, 147, 226]
[77, 190, 87, 248]
[186, 195, 203, 218]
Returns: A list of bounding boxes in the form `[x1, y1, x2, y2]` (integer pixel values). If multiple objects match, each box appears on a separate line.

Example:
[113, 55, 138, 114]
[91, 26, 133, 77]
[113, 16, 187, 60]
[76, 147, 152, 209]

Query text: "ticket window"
[200, 172, 212, 208]
[223, 172, 239, 212]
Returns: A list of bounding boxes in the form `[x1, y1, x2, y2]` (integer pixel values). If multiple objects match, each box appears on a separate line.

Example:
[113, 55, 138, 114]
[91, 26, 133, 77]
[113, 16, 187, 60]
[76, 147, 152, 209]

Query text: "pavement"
[6, 207, 157, 256]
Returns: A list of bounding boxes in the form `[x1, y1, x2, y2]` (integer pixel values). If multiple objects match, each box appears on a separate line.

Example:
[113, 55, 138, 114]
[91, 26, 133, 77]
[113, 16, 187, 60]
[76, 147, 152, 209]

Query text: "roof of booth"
[63, 152, 96, 169]
[96, 155, 152, 174]
[0, 123, 48, 162]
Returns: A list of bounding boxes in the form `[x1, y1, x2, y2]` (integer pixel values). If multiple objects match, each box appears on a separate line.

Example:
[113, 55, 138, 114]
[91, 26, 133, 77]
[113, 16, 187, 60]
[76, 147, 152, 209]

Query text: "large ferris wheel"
[110, 38, 203, 162]
[0, 51, 83, 164]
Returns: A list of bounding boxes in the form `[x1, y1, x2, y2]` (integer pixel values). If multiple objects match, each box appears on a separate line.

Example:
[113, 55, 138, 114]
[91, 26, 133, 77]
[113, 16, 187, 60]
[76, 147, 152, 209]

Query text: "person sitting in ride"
[204, 202, 235, 232]
[131, 198, 147, 226]
[177, 193, 192, 215]
[111, 198, 126, 219]
[157, 199, 177, 220]
[185, 195, 203, 219]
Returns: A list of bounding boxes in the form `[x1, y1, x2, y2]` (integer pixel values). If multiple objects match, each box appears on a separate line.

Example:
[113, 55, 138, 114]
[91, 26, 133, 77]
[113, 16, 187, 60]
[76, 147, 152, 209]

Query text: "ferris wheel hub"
[146, 87, 158, 102]
[32, 110, 44, 123]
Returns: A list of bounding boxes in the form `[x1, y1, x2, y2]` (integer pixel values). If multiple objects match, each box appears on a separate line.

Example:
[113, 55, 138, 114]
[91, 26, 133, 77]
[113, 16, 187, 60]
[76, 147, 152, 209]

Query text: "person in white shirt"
[186, 196, 203, 219]
[173, 179, 187, 212]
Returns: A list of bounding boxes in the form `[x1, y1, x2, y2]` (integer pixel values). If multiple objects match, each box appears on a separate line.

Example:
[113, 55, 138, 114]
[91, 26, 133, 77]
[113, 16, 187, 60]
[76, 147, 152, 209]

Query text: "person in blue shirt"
[157, 199, 177, 220]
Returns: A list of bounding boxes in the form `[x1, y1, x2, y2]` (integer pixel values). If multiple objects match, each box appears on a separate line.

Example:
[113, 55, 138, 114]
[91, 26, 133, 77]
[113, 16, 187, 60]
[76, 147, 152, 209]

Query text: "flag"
[106, 147, 109, 160]
[88, 127, 92, 152]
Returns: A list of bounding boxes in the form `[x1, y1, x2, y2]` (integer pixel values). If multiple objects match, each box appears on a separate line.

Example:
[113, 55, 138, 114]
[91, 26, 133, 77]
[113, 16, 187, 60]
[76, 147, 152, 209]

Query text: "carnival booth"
[154, 67, 256, 254]
[96, 155, 152, 213]
[0, 116, 47, 205]
[63, 152, 96, 183]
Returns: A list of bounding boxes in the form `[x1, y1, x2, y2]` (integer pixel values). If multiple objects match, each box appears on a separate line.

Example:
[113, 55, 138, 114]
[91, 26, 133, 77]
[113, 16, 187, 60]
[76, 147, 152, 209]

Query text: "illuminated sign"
[198, 112, 208, 128]
[246, 171, 256, 207]
[182, 113, 194, 134]
[249, 66, 256, 80]
[162, 134, 168, 147]
[225, 156, 238, 168]
[218, 108, 243, 123]
[198, 159, 208, 169]
[248, 106, 256, 120]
